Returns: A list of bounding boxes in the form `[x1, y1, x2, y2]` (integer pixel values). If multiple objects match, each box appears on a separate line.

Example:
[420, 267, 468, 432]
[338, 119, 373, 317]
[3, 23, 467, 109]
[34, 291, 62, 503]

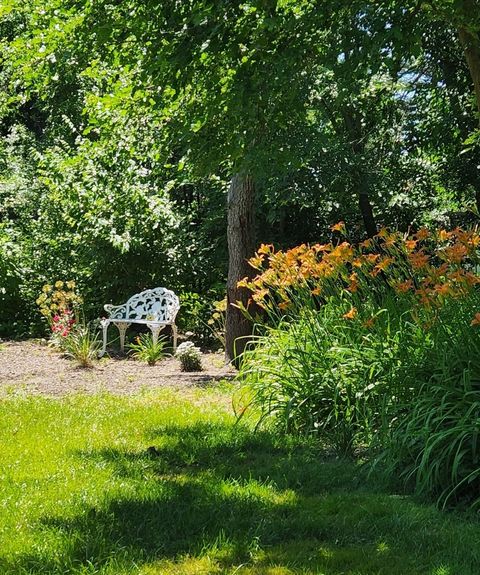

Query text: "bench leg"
[149, 324, 163, 346]
[172, 324, 178, 352]
[99, 321, 110, 358]
[114, 322, 131, 353]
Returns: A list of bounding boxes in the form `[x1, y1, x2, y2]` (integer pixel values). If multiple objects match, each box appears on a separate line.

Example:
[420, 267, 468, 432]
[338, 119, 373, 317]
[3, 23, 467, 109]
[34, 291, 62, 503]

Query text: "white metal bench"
[99, 287, 180, 357]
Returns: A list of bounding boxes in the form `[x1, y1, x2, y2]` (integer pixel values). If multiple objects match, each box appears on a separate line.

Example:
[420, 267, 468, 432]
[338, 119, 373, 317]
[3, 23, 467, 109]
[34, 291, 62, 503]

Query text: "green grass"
[0, 385, 479, 575]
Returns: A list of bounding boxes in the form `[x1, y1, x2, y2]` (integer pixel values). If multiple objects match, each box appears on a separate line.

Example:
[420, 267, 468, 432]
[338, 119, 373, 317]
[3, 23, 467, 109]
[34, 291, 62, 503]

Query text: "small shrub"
[175, 341, 203, 372]
[62, 324, 101, 368]
[128, 333, 168, 366]
[36, 280, 82, 348]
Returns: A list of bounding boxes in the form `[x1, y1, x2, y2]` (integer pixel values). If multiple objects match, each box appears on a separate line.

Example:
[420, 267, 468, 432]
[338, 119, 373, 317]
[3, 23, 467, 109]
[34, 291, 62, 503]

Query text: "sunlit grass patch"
[0, 388, 479, 574]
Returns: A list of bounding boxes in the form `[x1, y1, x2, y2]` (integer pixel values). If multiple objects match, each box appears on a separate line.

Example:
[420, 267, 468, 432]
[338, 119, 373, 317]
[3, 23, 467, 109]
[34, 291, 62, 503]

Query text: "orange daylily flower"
[372, 257, 394, 276]
[237, 277, 252, 289]
[438, 229, 453, 242]
[313, 243, 333, 253]
[395, 279, 413, 293]
[359, 238, 374, 249]
[249, 254, 265, 270]
[409, 251, 430, 270]
[329, 242, 354, 261]
[471, 313, 480, 326]
[343, 307, 358, 320]
[331, 221, 346, 233]
[441, 243, 467, 264]
[252, 289, 269, 303]
[468, 234, 480, 248]
[257, 244, 274, 255]
[347, 272, 359, 293]
[464, 272, 480, 287]
[377, 228, 390, 239]
[433, 283, 452, 296]
[415, 228, 430, 241]
[365, 253, 380, 264]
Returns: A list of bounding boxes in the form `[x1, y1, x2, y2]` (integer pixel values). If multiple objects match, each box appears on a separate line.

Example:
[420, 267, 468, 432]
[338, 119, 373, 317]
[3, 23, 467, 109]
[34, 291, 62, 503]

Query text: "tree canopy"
[1, 0, 479, 346]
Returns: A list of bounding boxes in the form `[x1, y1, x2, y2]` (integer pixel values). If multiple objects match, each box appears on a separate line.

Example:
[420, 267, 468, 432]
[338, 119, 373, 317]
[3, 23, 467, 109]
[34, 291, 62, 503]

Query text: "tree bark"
[458, 23, 480, 121]
[343, 108, 378, 237]
[359, 189, 378, 238]
[225, 173, 256, 365]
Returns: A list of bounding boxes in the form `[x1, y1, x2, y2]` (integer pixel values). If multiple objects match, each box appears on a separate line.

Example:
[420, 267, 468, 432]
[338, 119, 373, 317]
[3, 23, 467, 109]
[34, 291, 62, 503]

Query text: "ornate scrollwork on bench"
[99, 288, 180, 357]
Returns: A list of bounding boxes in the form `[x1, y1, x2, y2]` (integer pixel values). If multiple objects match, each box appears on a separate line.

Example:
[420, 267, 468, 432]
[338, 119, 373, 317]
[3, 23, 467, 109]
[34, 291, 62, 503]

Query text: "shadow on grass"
[2, 422, 479, 574]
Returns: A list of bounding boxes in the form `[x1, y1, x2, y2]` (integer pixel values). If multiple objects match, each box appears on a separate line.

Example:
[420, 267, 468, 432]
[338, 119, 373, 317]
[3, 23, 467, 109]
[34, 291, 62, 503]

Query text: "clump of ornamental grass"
[236, 224, 480, 507]
[128, 333, 168, 366]
[62, 324, 101, 368]
[175, 341, 203, 372]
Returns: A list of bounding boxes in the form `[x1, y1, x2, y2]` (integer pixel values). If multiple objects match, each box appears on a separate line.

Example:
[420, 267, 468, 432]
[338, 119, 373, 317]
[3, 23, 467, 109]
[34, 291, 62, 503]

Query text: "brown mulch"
[0, 341, 236, 397]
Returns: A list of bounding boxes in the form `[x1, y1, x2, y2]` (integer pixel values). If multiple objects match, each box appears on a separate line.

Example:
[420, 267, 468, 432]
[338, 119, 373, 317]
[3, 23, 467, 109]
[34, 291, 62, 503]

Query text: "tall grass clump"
[378, 294, 480, 508]
[237, 300, 426, 455]
[62, 323, 101, 367]
[236, 225, 480, 506]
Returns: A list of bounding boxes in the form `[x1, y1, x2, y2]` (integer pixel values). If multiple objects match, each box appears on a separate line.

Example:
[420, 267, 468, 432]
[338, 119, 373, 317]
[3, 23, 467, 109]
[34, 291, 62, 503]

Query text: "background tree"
[1, 0, 480, 351]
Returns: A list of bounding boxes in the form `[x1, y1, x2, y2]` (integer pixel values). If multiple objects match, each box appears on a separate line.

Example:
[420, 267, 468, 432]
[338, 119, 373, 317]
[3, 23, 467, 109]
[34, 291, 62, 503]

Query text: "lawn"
[0, 384, 479, 575]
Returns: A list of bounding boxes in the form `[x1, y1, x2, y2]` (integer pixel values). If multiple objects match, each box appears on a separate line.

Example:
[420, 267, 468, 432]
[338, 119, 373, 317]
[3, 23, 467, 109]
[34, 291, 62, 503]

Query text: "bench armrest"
[104, 303, 127, 319]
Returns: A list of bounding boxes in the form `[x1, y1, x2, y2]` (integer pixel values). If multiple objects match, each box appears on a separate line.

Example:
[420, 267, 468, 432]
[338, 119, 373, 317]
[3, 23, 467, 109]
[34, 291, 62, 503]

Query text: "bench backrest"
[127, 287, 180, 322]
[109, 288, 180, 323]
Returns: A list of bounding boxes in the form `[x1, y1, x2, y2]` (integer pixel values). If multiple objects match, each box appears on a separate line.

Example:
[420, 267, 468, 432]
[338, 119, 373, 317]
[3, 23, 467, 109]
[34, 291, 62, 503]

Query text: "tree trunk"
[358, 189, 378, 238]
[343, 108, 378, 238]
[458, 23, 480, 121]
[225, 173, 256, 365]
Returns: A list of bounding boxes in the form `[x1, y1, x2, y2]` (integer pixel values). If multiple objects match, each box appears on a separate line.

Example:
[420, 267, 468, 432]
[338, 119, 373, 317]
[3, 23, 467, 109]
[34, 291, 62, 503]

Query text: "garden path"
[0, 341, 234, 396]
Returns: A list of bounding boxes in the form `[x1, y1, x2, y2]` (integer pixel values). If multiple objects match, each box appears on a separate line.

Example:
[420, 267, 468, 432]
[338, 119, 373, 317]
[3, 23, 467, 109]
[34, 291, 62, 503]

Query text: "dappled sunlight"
[1, 393, 479, 574]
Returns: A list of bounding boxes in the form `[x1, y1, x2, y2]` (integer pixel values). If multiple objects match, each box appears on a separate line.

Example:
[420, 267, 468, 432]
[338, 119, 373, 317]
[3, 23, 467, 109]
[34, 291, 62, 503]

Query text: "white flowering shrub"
[175, 341, 203, 372]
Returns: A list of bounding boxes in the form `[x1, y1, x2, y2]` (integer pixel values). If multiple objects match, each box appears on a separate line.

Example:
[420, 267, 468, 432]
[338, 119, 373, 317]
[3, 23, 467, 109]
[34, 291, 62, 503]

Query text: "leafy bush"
[0, 233, 24, 336]
[175, 341, 203, 372]
[377, 295, 480, 509]
[177, 291, 226, 346]
[237, 225, 480, 506]
[236, 299, 425, 454]
[128, 333, 168, 366]
[177, 292, 212, 342]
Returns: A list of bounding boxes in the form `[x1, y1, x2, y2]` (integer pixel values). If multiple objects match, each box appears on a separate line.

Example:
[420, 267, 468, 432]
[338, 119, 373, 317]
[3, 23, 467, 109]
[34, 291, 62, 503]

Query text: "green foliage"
[1, 0, 480, 339]
[128, 333, 168, 366]
[377, 295, 480, 509]
[237, 229, 480, 506]
[177, 292, 214, 344]
[237, 300, 419, 455]
[62, 324, 101, 368]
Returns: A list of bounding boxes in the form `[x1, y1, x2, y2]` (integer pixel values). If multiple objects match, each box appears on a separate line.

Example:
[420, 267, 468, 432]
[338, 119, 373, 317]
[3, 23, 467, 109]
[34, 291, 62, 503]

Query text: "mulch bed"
[0, 341, 235, 397]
